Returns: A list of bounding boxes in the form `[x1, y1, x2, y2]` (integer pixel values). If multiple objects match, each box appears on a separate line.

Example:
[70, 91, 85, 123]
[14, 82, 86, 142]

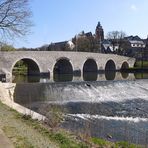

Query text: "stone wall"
[0, 51, 135, 81]
[0, 82, 45, 120]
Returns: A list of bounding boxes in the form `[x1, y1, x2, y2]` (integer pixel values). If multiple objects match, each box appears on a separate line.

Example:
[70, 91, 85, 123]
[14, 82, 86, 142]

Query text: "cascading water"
[14, 79, 148, 145]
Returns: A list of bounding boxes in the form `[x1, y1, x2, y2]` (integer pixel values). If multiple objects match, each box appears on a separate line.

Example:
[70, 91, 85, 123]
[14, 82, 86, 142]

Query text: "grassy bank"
[134, 61, 148, 69]
[0, 101, 87, 148]
[91, 137, 142, 148]
[0, 101, 143, 148]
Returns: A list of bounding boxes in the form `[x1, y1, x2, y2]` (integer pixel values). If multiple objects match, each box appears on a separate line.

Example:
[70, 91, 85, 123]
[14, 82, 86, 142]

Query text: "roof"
[125, 35, 142, 41]
[102, 39, 111, 45]
[51, 41, 68, 46]
[85, 32, 93, 37]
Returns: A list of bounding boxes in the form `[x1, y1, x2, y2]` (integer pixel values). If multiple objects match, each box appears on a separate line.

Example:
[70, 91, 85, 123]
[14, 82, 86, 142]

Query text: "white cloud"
[130, 4, 137, 11]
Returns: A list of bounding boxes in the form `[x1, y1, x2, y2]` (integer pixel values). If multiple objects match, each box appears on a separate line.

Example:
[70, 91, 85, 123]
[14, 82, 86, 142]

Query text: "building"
[101, 40, 113, 53]
[124, 36, 146, 59]
[125, 36, 146, 48]
[48, 40, 75, 51]
[95, 22, 104, 42]
[47, 21, 105, 53]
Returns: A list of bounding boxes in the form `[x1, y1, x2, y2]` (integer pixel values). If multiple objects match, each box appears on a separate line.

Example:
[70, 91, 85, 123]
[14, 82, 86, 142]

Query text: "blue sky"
[14, 0, 148, 48]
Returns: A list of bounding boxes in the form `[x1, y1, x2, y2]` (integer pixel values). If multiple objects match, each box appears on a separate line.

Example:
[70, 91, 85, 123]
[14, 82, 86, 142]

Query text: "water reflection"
[105, 71, 116, 80]
[121, 72, 129, 79]
[12, 75, 40, 83]
[83, 72, 97, 81]
[53, 74, 73, 82]
[134, 72, 148, 79]
[12, 71, 148, 83]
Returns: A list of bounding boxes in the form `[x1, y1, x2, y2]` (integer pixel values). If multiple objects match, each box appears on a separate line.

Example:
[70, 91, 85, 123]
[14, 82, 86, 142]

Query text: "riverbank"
[0, 101, 90, 148]
[0, 101, 57, 147]
[0, 82, 88, 147]
[0, 82, 144, 148]
[0, 101, 143, 148]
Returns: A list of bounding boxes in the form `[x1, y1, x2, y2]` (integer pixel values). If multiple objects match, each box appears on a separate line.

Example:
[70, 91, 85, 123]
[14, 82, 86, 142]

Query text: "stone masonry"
[0, 51, 135, 82]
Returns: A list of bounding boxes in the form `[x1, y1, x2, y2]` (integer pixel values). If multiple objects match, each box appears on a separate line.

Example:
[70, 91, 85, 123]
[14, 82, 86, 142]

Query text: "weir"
[0, 73, 148, 145]
[13, 79, 148, 104]
[12, 79, 148, 145]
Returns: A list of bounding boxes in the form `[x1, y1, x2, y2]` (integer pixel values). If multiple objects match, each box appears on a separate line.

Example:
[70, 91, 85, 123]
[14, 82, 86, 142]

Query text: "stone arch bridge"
[0, 51, 135, 82]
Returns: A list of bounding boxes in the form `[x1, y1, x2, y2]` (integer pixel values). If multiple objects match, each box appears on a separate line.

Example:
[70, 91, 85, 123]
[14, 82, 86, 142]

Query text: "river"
[13, 72, 148, 146]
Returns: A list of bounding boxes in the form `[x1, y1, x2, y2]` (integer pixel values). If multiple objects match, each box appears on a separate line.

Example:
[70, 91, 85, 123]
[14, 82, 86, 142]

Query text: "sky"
[14, 0, 148, 48]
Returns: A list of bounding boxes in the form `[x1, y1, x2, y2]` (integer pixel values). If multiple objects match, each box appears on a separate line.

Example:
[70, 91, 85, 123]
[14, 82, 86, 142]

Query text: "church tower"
[95, 22, 104, 42]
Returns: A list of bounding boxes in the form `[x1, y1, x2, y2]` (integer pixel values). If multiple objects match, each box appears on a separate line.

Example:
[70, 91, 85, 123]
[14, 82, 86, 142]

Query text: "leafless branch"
[0, 0, 32, 42]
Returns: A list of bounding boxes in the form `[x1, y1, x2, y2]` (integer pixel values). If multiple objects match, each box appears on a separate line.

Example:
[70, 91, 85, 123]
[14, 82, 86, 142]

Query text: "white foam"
[67, 114, 148, 123]
[44, 79, 148, 104]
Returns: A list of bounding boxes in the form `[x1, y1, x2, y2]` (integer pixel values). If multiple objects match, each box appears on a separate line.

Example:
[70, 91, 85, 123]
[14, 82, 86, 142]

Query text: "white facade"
[130, 40, 146, 48]
[67, 41, 75, 50]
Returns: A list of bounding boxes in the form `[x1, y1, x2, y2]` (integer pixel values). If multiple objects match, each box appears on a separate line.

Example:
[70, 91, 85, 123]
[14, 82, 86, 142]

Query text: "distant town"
[16, 22, 148, 61]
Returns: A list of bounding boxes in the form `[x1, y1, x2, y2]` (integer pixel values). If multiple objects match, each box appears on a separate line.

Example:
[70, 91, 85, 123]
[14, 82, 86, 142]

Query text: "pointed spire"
[97, 22, 102, 28]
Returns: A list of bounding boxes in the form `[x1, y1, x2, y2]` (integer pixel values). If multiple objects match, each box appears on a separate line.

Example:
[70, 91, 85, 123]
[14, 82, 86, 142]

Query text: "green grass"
[12, 67, 28, 75]
[91, 137, 142, 148]
[91, 137, 113, 147]
[115, 141, 142, 148]
[134, 61, 148, 68]
[14, 113, 88, 148]
[3, 126, 34, 148]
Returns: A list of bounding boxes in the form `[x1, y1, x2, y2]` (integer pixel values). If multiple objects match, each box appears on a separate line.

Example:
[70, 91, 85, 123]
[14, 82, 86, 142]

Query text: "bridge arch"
[120, 61, 129, 79]
[83, 58, 98, 73]
[83, 58, 98, 81]
[105, 59, 116, 71]
[53, 57, 73, 74]
[53, 57, 73, 82]
[11, 58, 41, 76]
[121, 61, 129, 70]
[105, 59, 116, 80]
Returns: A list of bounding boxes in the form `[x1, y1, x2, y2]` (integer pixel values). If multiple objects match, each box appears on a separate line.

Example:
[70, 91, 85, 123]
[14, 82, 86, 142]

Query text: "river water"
[13, 72, 148, 146]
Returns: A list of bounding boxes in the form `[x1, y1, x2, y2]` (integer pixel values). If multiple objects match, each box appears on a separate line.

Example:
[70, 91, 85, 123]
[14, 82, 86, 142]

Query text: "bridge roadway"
[0, 51, 135, 82]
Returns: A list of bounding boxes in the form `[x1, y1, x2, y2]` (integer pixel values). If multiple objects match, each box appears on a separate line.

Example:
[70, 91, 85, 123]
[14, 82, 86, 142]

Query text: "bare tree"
[0, 0, 32, 41]
[106, 31, 127, 54]
[107, 31, 126, 40]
